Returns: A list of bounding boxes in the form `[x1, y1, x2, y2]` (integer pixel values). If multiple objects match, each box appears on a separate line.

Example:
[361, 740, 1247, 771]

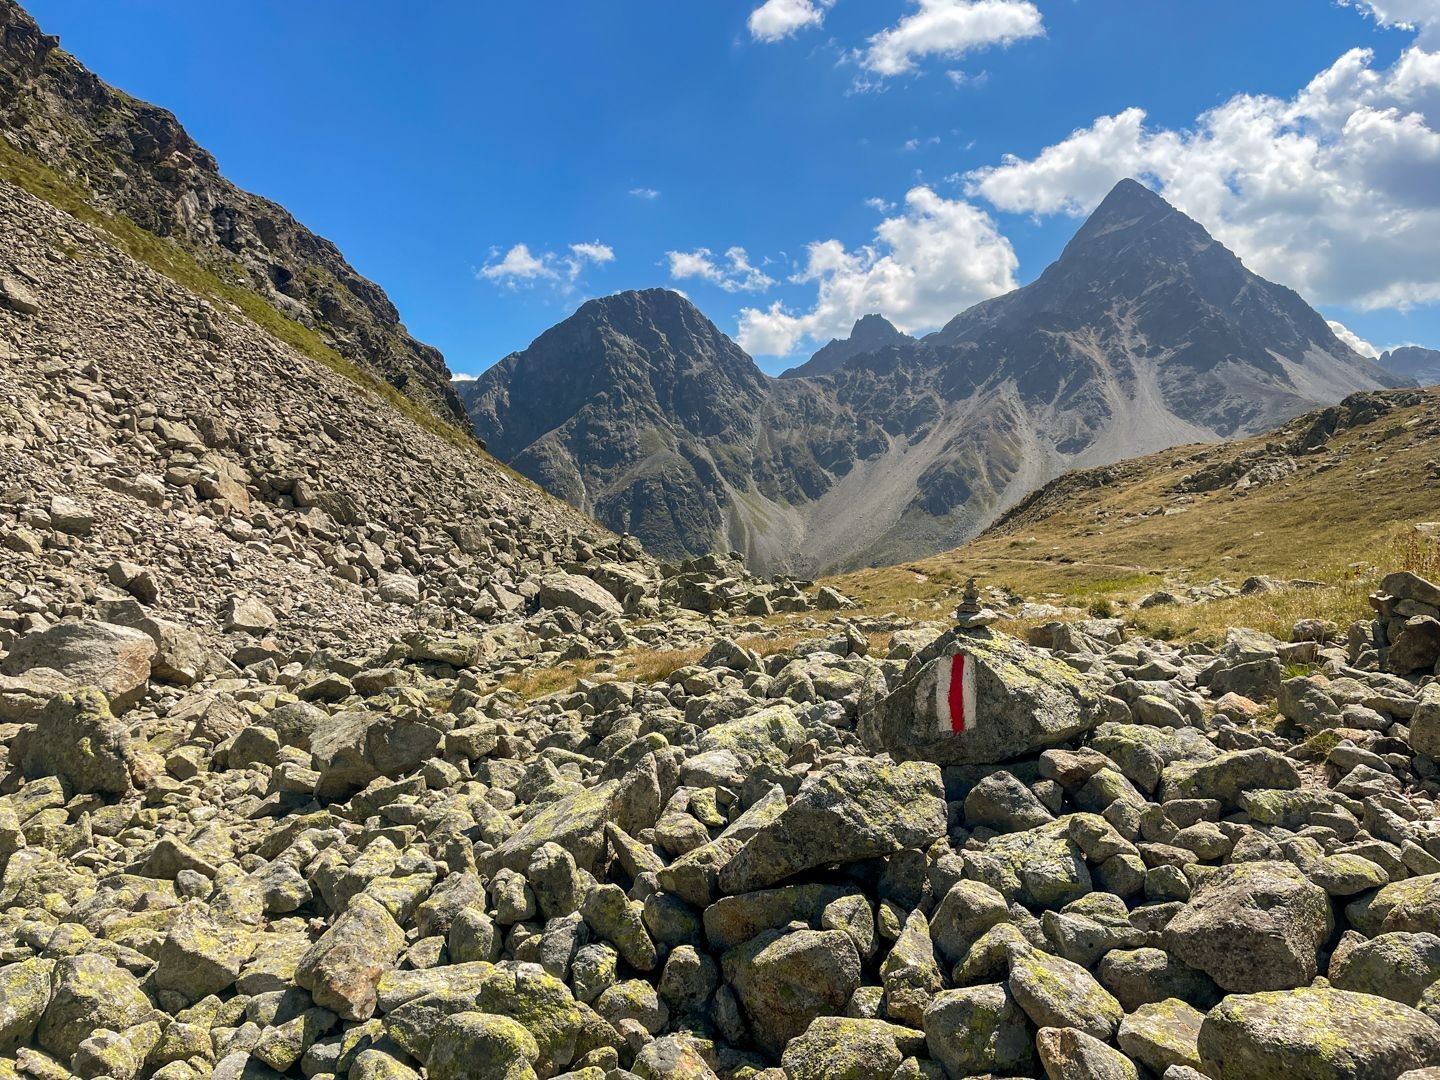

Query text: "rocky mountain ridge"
[0, 0, 467, 430]
[1383, 346, 1440, 387]
[466, 180, 1402, 577]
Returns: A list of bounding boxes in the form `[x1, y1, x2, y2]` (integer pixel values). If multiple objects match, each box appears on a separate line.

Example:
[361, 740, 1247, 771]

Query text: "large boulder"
[721, 928, 862, 1057]
[36, 955, 156, 1061]
[16, 687, 153, 795]
[717, 757, 946, 894]
[310, 710, 445, 800]
[923, 983, 1035, 1077]
[1164, 861, 1332, 992]
[1199, 986, 1440, 1080]
[859, 629, 1111, 765]
[537, 573, 624, 617]
[295, 895, 406, 1021]
[1, 621, 155, 712]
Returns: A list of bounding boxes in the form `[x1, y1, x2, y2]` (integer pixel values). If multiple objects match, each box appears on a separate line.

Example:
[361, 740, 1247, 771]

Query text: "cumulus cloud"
[736, 187, 1018, 356]
[1328, 319, 1381, 357]
[629, 187, 661, 200]
[749, 0, 835, 42]
[964, 41, 1440, 311]
[479, 241, 614, 292]
[1344, 0, 1440, 46]
[667, 247, 777, 293]
[858, 0, 1044, 77]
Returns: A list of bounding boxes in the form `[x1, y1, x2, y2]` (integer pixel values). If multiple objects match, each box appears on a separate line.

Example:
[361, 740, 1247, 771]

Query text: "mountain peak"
[781, 312, 914, 379]
[1065, 178, 1196, 251]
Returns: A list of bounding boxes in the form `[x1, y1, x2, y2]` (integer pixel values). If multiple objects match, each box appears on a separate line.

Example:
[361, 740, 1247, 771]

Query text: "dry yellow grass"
[824, 392, 1440, 644]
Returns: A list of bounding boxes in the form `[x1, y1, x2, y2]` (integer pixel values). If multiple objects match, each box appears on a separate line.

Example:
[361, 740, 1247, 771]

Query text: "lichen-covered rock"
[923, 983, 1034, 1078]
[1163, 861, 1332, 992]
[1035, 1026, 1139, 1080]
[1006, 943, 1123, 1041]
[17, 687, 153, 794]
[722, 928, 862, 1057]
[633, 1033, 720, 1080]
[1198, 986, 1440, 1080]
[1117, 997, 1204, 1073]
[779, 1016, 920, 1080]
[481, 780, 622, 877]
[1362, 874, 1440, 936]
[1329, 931, 1440, 1005]
[296, 895, 406, 1021]
[36, 955, 156, 1061]
[0, 958, 53, 1054]
[860, 629, 1111, 765]
[152, 902, 255, 1004]
[718, 758, 945, 894]
[425, 1011, 541, 1080]
[963, 820, 1093, 910]
[1159, 748, 1301, 808]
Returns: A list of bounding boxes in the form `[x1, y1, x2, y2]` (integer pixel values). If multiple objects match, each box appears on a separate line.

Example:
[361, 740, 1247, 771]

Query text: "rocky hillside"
[468, 180, 1401, 577]
[1384, 346, 1440, 387]
[0, 0, 466, 429]
[831, 387, 1440, 642]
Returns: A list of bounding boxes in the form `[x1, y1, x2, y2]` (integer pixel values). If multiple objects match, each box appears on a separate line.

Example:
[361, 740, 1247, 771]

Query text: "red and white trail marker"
[935, 652, 977, 735]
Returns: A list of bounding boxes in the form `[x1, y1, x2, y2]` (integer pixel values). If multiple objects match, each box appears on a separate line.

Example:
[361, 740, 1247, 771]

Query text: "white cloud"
[667, 247, 777, 293]
[859, 0, 1044, 77]
[630, 187, 661, 200]
[1343, 0, 1440, 46]
[1328, 319, 1381, 357]
[964, 41, 1440, 311]
[479, 241, 614, 291]
[749, 0, 835, 42]
[736, 186, 1018, 355]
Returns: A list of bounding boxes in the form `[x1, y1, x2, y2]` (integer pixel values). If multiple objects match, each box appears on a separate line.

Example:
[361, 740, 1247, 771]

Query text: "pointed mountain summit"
[781, 314, 915, 379]
[467, 179, 1402, 573]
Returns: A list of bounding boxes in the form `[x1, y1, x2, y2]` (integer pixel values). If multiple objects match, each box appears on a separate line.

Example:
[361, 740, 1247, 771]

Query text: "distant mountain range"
[461, 179, 1404, 574]
[1380, 346, 1440, 387]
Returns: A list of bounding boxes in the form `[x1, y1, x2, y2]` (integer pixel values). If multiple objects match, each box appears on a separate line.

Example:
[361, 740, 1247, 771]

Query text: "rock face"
[466, 180, 1400, 574]
[0, 0, 467, 429]
[1381, 346, 1440, 387]
[859, 628, 1113, 764]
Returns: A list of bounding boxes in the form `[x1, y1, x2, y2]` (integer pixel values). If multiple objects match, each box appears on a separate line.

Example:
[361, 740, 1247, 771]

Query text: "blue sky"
[25, 1, 1440, 375]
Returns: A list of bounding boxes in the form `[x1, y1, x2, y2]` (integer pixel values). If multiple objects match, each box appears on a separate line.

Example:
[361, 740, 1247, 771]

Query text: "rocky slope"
[468, 181, 1401, 577]
[1384, 346, 1440, 387]
[0, 0, 466, 429]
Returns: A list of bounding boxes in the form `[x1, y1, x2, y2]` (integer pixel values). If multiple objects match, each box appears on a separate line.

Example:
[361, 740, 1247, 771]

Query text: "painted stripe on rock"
[935, 652, 977, 735]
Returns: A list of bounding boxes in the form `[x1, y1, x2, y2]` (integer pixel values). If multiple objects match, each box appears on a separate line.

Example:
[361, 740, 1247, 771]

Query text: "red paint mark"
[948, 653, 966, 733]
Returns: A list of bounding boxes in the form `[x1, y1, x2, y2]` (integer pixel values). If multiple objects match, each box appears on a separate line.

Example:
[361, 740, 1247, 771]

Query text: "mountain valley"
[465, 181, 1402, 576]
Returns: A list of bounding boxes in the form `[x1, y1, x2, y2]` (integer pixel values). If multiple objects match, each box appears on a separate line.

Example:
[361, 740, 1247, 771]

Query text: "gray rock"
[860, 630, 1111, 765]
[722, 928, 862, 1057]
[2, 620, 156, 711]
[923, 983, 1035, 1078]
[17, 687, 153, 795]
[1198, 986, 1440, 1080]
[1163, 861, 1332, 992]
[296, 895, 406, 1021]
[718, 757, 946, 894]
